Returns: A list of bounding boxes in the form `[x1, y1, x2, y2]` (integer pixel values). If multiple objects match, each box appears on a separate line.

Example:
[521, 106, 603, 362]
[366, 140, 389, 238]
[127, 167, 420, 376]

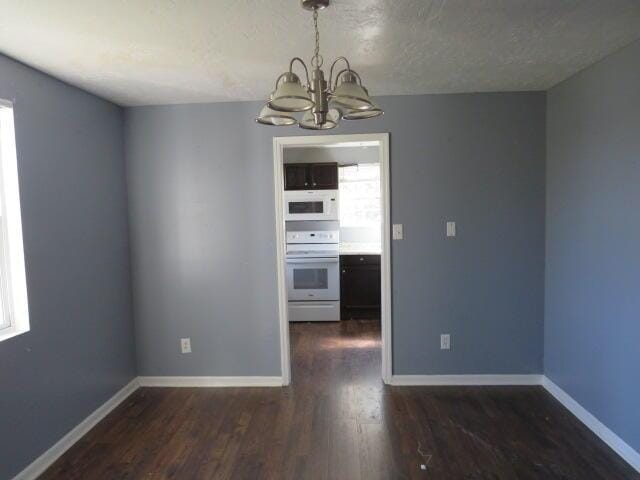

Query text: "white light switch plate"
[446, 221, 456, 237]
[181, 338, 192, 353]
[440, 334, 451, 350]
[392, 224, 404, 240]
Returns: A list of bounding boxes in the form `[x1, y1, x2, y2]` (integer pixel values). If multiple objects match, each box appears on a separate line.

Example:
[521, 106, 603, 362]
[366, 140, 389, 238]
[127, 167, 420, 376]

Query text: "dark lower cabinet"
[340, 255, 381, 320]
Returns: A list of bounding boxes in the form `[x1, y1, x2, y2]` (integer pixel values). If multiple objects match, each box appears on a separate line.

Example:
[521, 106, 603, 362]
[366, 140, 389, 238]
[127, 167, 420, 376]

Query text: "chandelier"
[256, 0, 383, 130]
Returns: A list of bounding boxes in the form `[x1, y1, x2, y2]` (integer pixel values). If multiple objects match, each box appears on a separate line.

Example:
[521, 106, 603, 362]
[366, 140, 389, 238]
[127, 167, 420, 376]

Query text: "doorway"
[273, 133, 391, 385]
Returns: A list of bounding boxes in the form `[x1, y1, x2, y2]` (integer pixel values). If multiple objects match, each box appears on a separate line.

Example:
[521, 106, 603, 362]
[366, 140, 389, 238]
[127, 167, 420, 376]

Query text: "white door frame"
[273, 133, 392, 385]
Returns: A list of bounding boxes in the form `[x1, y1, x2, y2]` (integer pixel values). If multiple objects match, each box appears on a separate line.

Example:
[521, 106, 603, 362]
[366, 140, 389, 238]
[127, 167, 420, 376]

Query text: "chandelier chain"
[311, 8, 323, 68]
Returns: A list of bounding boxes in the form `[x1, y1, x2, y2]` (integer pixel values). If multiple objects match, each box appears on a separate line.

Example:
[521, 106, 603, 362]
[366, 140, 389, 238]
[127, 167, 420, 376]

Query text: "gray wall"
[545, 39, 640, 452]
[125, 92, 546, 377]
[0, 55, 134, 479]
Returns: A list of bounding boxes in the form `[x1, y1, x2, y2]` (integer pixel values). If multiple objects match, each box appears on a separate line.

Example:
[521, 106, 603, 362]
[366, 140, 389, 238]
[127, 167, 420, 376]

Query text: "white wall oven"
[284, 190, 339, 221]
[286, 230, 340, 322]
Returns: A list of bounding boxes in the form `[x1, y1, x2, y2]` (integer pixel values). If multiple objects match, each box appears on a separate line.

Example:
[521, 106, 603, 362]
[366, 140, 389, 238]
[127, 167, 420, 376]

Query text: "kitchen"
[283, 144, 382, 333]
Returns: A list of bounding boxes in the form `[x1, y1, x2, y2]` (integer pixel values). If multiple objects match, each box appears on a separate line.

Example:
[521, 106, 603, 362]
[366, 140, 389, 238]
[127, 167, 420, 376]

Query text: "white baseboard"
[137, 376, 284, 387]
[12, 377, 140, 480]
[390, 374, 543, 386]
[542, 376, 640, 473]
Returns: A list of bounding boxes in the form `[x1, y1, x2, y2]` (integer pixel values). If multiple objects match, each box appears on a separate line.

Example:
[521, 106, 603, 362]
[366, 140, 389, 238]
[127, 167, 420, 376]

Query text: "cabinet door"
[340, 256, 381, 319]
[284, 164, 310, 190]
[309, 163, 338, 189]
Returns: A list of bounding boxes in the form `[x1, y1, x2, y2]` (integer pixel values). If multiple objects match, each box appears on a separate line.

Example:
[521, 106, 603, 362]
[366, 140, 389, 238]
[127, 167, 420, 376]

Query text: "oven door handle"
[286, 257, 339, 264]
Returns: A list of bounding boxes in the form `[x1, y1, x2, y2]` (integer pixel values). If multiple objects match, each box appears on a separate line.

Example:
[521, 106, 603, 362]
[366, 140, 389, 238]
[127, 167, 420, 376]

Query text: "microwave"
[284, 190, 339, 221]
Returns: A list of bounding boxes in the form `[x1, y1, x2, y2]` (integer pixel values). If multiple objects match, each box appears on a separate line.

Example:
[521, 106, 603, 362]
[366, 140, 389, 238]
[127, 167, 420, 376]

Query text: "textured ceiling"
[0, 0, 639, 106]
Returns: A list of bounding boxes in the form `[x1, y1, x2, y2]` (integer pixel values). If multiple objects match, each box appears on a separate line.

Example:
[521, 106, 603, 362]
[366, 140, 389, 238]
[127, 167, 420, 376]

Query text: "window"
[0, 100, 29, 341]
[338, 163, 381, 228]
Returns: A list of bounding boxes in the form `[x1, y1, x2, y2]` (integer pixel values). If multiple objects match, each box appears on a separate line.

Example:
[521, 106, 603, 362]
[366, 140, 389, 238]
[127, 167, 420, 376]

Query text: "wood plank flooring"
[40, 320, 638, 479]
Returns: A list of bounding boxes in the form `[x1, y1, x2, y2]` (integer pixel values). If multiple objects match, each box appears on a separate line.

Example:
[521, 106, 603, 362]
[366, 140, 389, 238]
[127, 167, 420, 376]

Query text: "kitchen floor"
[40, 319, 637, 479]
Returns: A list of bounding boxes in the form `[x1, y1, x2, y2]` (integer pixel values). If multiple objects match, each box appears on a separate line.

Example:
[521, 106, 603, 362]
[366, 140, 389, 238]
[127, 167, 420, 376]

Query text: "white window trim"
[0, 99, 30, 341]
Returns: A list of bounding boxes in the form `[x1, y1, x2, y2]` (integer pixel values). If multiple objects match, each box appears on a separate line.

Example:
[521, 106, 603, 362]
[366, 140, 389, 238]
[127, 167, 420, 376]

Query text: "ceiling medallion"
[256, 0, 383, 129]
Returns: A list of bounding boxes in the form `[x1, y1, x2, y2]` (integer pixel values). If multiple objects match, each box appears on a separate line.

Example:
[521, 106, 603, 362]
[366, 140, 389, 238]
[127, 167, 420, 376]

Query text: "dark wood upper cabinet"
[309, 163, 338, 189]
[284, 164, 309, 190]
[284, 163, 338, 190]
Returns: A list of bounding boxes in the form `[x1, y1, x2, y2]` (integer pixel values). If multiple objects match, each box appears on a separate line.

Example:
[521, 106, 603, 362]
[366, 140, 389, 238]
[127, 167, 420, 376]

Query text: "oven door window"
[293, 268, 328, 290]
[288, 201, 324, 214]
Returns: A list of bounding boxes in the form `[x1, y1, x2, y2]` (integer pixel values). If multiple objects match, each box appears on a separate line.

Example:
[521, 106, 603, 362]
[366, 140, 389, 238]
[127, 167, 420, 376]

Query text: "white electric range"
[286, 230, 340, 322]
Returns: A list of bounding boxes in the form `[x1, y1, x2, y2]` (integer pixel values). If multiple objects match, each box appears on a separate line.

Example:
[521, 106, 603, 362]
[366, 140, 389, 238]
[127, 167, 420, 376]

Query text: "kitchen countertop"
[339, 243, 382, 255]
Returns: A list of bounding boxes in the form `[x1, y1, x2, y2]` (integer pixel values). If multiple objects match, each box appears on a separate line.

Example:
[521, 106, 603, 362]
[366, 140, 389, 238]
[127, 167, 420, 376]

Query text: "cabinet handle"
[360, 257, 364, 261]
[342, 270, 346, 273]
[304, 182, 308, 186]
[313, 182, 317, 186]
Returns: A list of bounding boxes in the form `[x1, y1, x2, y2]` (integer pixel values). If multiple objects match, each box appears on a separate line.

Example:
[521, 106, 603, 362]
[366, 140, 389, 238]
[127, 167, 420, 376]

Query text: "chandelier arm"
[328, 57, 352, 89]
[273, 72, 289, 91]
[289, 57, 311, 87]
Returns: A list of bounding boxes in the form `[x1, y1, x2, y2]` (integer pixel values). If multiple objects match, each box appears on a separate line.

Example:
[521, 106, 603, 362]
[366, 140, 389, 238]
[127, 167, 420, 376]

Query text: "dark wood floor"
[41, 320, 637, 479]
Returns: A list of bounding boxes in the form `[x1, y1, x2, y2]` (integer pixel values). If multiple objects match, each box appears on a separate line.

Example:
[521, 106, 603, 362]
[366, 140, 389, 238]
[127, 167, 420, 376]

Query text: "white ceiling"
[0, 0, 639, 106]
